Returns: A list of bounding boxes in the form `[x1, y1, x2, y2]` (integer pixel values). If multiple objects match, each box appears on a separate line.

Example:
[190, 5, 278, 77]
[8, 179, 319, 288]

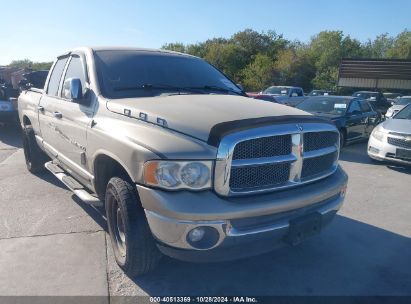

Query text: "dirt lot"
[0, 124, 410, 296]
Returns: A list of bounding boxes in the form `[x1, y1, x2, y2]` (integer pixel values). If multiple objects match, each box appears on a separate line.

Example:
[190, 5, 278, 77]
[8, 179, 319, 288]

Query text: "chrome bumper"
[145, 192, 345, 252]
[138, 167, 348, 260]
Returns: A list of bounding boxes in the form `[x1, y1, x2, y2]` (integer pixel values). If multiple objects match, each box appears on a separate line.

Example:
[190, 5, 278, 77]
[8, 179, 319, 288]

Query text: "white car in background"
[385, 96, 411, 119]
[368, 103, 411, 165]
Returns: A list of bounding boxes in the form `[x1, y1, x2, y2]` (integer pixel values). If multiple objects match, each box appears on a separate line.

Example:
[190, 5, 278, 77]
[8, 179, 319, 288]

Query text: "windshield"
[94, 50, 242, 99]
[353, 92, 377, 99]
[394, 104, 411, 120]
[297, 97, 350, 115]
[262, 87, 289, 95]
[396, 97, 411, 105]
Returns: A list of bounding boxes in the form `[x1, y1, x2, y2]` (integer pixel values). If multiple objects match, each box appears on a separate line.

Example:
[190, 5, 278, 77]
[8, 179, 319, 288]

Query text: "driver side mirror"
[63, 78, 88, 104]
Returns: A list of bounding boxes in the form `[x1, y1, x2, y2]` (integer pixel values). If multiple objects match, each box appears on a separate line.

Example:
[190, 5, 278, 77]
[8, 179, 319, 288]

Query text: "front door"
[52, 54, 96, 183]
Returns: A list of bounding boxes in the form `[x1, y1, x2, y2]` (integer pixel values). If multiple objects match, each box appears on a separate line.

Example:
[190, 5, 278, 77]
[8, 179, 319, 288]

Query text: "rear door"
[52, 53, 95, 182]
[346, 100, 365, 141]
[38, 56, 69, 157]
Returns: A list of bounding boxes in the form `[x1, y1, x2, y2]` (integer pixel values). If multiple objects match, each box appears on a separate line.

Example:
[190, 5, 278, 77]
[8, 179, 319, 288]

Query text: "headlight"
[144, 160, 212, 190]
[371, 129, 384, 141]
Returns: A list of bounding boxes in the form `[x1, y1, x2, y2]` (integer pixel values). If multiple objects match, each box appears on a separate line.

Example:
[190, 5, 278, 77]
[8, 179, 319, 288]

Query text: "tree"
[241, 54, 275, 91]
[9, 59, 52, 71]
[387, 30, 411, 59]
[363, 33, 394, 58]
[161, 42, 186, 53]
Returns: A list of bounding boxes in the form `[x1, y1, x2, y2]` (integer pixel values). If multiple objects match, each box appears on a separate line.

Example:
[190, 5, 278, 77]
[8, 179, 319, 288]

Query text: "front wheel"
[105, 177, 162, 276]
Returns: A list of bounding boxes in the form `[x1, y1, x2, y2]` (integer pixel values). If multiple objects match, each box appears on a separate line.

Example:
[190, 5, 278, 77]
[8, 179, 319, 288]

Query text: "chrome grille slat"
[303, 146, 338, 159]
[232, 154, 297, 167]
[214, 123, 340, 196]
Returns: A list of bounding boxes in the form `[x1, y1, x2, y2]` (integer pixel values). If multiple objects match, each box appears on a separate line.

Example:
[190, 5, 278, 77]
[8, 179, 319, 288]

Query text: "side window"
[348, 101, 361, 113]
[61, 55, 87, 99]
[296, 89, 303, 97]
[46, 57, 68, 96]
[360, 100, 372, 112]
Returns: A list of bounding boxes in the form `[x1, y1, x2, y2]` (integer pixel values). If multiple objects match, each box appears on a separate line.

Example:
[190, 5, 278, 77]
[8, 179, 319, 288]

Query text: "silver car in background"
[385, 96, 411, 119]
[368, 103, 411, 165]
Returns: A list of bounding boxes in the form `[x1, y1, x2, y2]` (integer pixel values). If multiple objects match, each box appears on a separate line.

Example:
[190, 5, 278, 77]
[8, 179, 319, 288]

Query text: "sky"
[0, 0, 410, 65]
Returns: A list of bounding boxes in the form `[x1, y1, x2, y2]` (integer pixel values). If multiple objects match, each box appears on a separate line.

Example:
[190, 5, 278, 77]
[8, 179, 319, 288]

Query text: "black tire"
[22, 126, 47, 173]
[105, 177, 162, 276]
[339, 129, 346, 149]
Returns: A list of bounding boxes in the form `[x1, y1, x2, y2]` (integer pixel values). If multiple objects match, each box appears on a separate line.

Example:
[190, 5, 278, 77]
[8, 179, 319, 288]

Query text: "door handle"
[37, 106, 44, 112]
[53, 111, 63, 119]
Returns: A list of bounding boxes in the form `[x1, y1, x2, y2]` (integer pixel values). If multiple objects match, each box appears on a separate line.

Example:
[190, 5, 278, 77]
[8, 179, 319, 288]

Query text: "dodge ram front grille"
[230, 162, 291, 190]
[233, 134, 292, 159]
[214, 123, 340, 196]
[301, 151, 339, 180]
[303, 131, 339, 152]
[388, 137, 411, 150]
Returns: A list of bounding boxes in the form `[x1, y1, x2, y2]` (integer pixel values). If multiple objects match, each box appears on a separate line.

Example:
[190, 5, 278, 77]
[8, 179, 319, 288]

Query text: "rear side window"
[61, 56, 87, 98]
[359, 100, 372, 112]
[47, 57, 68, 96]
[348, 100, 361, 113]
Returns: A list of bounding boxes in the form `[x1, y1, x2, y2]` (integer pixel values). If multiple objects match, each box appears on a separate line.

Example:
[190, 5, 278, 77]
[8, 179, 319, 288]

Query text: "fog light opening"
[186, 226, 220, 249]
[188, 227, 205, 242]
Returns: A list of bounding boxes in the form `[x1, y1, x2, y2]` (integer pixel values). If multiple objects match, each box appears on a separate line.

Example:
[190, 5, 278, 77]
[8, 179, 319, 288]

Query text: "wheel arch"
[92, 152, 137, 200]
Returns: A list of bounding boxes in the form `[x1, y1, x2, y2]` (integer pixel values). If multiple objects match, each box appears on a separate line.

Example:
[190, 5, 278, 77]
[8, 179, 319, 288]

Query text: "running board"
[45, 161, 102, 206]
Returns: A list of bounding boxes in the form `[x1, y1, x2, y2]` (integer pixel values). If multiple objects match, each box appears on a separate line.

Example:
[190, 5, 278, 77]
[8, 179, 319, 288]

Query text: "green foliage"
[386, 30, 411, 59]
[9, 59, 53, 71]
[241, 54, 275, 91]
[162, 28, 411, 92]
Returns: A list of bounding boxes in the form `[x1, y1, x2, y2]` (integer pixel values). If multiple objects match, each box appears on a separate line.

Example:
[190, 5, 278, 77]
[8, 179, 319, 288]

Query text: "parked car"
[385, 96, 411, 118]
[18, 70, 49, 91]
[352, 91, 391, 114]
[254, 86, 306, 107]
[296, 96, 380, 147]
[368, 103, 411, 165]
[18, 47, 348, 276]
[383, 92, 402, 101]
[308, 90, 335, 96]
[0, 85, 19, 124]
[245, 92, 259, 98]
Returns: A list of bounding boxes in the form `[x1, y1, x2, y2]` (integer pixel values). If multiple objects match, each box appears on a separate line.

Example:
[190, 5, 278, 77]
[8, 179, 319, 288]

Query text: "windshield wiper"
[186, 85, 244, 96]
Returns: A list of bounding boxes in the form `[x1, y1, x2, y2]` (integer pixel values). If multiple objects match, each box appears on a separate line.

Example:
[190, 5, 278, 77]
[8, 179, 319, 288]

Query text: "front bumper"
[368, 135, 411, 165]
[137, 166, 348, 262]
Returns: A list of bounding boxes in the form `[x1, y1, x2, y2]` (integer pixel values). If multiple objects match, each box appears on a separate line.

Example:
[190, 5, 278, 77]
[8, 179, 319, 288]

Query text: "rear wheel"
[105, 177, 162, 276]
[22, 126, 47, 173]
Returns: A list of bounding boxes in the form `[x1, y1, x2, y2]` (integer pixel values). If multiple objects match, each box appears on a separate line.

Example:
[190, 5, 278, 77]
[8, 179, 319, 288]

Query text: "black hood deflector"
[207, 115, 335, 147]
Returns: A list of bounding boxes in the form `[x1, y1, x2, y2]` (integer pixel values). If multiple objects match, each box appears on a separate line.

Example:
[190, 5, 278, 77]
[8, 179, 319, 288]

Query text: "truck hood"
[106, 94, 311, 142]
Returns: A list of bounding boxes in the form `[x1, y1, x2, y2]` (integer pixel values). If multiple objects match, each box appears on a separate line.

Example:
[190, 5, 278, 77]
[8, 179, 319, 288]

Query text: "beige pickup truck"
[18, 47, 348, 276]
